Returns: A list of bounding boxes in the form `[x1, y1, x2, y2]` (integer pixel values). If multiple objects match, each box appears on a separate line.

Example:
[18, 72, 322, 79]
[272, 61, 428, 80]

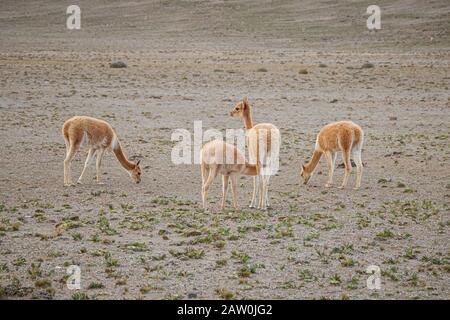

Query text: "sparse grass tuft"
[216, 288, 235, 300]
[377, 228, 394, 239]
[170, 247, 204, 260]
[72, 292, 90, 300]
[34, 278, 51, 288]
[88, 282, 104, 289]
[329, 274, 341, 285]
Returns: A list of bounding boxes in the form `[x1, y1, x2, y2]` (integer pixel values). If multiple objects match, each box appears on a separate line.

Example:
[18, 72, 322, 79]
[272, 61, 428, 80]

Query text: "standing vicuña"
[230, 97, 280, 210]
[300, 121, 364, 189]
[62, 116, 141, 186]
[200, 140, 257, 211]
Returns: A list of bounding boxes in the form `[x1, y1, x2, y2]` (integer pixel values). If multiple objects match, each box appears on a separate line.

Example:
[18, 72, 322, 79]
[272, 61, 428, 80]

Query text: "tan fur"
[200, 140, 257, 211]
[301, 121, 364, 189]
[230, 97, 280, 210]
[62, 116, 141, 186]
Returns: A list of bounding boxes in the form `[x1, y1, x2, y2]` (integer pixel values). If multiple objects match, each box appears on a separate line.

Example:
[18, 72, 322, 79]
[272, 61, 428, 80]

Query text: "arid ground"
[0, 0, 449, 299]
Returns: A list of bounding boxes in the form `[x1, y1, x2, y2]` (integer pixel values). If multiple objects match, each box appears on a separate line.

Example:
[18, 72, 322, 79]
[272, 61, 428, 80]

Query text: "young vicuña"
[200, 140, 257, 211]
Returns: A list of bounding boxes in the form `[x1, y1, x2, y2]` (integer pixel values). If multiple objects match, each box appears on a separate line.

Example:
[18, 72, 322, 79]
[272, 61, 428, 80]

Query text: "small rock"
[110, 61, 127, 68]
[188, 292, 198, 299]
[361, 62, 374, 69]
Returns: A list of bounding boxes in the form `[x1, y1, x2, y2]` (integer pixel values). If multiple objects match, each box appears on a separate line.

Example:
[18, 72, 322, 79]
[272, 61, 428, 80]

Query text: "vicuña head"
[300, 164, 312, 185]
[229, 96, 250, 119]
[129, 160, 142, 184]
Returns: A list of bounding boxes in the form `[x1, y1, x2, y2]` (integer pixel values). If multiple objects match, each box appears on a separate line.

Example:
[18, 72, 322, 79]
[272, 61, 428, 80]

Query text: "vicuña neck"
[113, 141, 135, 171]
[243, 163, 258, 176]
[304, 150, 322, 173]
[243, 107, 253, 129]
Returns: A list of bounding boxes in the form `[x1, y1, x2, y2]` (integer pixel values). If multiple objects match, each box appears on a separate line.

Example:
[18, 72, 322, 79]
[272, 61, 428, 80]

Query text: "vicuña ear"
[136, 160, 141, 166]
[243, 96, 249, 109]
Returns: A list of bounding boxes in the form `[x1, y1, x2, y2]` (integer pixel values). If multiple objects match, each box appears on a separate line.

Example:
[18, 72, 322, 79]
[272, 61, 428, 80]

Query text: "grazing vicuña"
[62, 116, 141, 186]
[300, 120, 364, 189]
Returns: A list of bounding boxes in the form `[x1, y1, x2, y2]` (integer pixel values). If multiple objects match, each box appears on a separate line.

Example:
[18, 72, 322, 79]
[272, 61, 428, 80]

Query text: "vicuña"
[62, 116, 141, 186]
[230, 97, 280, 210]
[200, 140, 257, 211]
[300, 121, 364, 189]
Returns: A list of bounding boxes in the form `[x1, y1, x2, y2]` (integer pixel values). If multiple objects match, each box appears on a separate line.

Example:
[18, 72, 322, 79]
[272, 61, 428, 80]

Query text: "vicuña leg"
[353, 149, 363, 190]
[63, 141, 80, 186]
[258, 175, 266, 210]
[200, 163, 208, 187]
[257, 175, 263, 209]
[339, 149, 351, 189]
[63, 137, 70, 157]
[324, 151, 334, 187]
[77, 148, 95, 184]
[230, 175, 238, 209]
[263, 174, 271, 208]
[249, 175, 259, 208]
[332, 152, 337, 170]
[262, 156, 272, 208]
[221, 175, 229, 210]
[202, 167, 217, 210]
[95, 149, 106, 185]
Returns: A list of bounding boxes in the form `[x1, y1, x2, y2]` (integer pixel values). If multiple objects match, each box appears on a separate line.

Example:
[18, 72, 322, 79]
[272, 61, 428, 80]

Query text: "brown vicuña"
[200, 140, 257, 211]
[62, 116, 141, 186]
[300, 121, 364, 189]
[230, 97, 280, 210]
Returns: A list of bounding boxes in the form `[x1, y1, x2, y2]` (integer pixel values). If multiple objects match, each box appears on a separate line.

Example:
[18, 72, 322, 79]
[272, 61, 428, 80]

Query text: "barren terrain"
[0, 0, 449, 299]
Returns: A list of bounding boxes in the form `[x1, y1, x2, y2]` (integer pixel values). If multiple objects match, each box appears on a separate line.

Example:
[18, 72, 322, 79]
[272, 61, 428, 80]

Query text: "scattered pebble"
[110, 61, 127, 68]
